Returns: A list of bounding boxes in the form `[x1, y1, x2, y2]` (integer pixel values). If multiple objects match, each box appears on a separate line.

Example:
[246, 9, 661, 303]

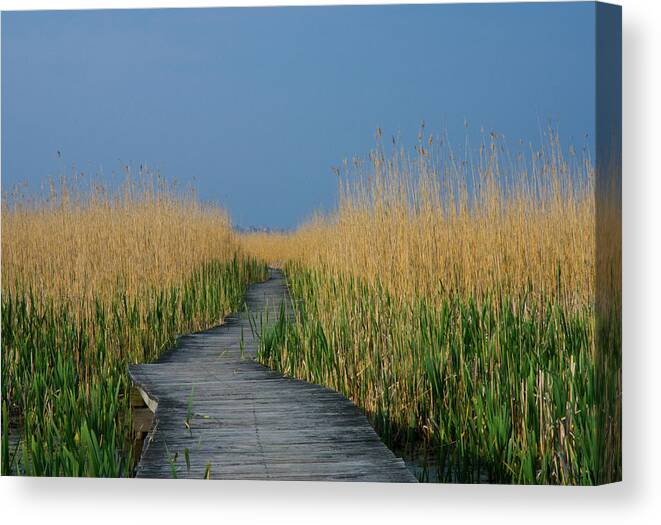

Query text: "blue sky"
[1, 2, 596, 228]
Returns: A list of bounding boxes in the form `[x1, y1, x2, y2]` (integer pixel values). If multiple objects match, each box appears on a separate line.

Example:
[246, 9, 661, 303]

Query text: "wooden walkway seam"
[128, 268, 416, 482]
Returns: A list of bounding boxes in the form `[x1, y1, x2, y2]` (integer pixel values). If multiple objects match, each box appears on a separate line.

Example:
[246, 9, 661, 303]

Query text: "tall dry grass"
[243, 128, 595, 308]
[2, 171, 236, 306]
[2, 171, 266, 476]
[246, 129, 621, 484]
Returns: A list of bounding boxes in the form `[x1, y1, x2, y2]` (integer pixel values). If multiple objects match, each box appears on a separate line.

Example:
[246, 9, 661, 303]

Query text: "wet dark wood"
[129, 268, 416, 482]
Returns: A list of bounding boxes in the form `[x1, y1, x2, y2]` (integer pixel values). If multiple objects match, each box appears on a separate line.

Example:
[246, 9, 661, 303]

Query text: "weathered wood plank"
[129, 268, 416, 482]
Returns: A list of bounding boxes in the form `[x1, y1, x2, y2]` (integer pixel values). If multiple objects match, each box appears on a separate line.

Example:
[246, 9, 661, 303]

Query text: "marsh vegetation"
[245, 129, 621, 484]
[1, 129, 620, 484]
[1, 174, 266, 475]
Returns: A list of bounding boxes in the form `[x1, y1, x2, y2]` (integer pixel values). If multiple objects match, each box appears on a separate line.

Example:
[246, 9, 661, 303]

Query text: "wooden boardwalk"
[129, 269, 416, 482]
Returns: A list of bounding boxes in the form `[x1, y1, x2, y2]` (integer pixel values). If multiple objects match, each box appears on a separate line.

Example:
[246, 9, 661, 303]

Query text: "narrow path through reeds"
[129, 269, 416, 482]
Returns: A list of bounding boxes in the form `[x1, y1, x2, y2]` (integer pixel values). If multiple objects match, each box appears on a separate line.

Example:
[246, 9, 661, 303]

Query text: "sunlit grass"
[1, 173, 266, 476]
[247, 128, 621, 484]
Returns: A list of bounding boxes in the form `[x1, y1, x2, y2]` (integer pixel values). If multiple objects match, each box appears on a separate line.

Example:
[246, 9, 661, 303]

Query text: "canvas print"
[1, 2, 621, 484]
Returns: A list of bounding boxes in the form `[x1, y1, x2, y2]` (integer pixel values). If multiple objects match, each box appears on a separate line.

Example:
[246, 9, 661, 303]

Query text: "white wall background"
[0, 1, 658, 524]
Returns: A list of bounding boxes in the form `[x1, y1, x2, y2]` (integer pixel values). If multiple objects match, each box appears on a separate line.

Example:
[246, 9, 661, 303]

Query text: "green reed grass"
[1, 257, 266, 476]
[249, 129, 620, 485]
[258, 263, 620, 485]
